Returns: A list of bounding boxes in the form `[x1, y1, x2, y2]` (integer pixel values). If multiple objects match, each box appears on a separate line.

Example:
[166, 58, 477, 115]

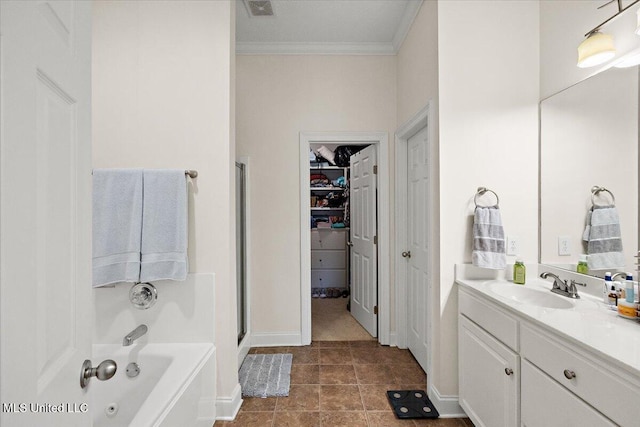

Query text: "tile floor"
[215, 341, 473, 427]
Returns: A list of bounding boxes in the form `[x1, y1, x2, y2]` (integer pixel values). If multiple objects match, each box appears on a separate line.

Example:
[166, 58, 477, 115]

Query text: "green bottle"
[577, 254, 589, 275]
[513, 257, 526, 285]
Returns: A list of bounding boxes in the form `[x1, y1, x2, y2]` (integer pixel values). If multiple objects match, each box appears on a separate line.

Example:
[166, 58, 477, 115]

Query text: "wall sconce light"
[576, 0, 640, 68]
[577, 31, 616, 68]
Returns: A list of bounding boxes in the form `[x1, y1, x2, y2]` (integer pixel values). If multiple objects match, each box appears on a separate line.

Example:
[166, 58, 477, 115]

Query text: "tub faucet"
[123, 324, 148, 346]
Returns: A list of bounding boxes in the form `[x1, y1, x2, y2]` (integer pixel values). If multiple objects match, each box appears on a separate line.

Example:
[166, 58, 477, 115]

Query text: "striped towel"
[472, 206, 506, 270]
[582, 205, 625, 270]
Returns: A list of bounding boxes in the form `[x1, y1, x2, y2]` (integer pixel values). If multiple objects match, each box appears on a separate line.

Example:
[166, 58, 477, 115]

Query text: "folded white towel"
[140, 170, 188, 282]
[92, 169, 143, 287]
[583, 205, 625, 270]
[472, 206, 506, 270]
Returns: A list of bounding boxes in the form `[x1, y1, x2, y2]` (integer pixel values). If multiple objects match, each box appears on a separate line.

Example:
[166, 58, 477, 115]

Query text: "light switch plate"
[506, 236, 519, 256]
[558, 236, 571, 256]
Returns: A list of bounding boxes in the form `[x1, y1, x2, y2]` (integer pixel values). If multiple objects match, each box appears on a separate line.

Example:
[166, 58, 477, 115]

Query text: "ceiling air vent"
[244, 0, 275, 17]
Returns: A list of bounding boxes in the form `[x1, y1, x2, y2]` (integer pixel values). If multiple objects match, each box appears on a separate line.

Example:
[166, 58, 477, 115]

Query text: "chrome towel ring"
[591, 186, 615, 207]
[474, 187, 499, 208]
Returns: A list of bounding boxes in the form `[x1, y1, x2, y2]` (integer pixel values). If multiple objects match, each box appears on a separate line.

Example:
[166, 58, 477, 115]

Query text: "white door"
[406, 127, 429, 371]
[349, 145, 377, 337]
[1, 2, 94, 426]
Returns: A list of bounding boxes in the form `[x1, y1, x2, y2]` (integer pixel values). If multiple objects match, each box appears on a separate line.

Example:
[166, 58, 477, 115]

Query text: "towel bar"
[474, 187, 499, 208]
[590, 185, 615, 206]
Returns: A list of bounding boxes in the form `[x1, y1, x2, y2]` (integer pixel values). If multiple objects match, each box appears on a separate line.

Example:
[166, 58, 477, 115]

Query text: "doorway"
[394, 103, 434, 375]
[299, 132, 390, 345]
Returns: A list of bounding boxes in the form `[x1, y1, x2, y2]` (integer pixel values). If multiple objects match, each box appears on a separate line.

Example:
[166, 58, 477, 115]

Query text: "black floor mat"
[386, 389, 440, 419]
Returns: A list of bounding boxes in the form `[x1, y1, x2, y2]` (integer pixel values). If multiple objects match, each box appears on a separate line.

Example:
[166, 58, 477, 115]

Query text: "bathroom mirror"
[540, 65, 639, 277]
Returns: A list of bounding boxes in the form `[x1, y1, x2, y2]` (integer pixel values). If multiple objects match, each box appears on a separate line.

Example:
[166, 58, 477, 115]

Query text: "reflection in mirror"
[540, 66, 639, 277]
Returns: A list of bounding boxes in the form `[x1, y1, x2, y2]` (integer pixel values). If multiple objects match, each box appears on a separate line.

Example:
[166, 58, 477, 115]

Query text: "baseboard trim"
[388, 331, 398, 347]
[428, 385, 466, 418]
[215, 383, 242, 421]
[250, 332, 302, 347]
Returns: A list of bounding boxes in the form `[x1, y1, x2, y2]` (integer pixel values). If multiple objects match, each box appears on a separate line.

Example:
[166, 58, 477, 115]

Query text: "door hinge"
[374, 305, 378, 315]
[373, 235, 378, 245]
[373, 165, 378, 175]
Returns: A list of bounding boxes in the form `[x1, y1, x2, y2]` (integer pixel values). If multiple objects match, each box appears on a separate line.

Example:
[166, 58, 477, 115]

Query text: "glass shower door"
[236, 162, 247, 344]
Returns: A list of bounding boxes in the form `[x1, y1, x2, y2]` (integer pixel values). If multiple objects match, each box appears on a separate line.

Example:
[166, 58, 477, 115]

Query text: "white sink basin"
[488, 282, 575, 309]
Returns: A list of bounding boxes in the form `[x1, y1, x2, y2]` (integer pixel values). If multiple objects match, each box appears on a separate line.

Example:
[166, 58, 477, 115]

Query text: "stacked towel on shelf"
[92, 169, 143, 287]
[582, 205, 625, 270]
[472, 206, 506, 270]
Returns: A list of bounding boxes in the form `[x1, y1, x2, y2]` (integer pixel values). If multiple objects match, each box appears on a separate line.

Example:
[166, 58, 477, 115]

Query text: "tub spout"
[123, 324, 148, 346]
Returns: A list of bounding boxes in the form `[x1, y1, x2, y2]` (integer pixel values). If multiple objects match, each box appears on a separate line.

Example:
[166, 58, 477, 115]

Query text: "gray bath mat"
[239, 353, 292, 398]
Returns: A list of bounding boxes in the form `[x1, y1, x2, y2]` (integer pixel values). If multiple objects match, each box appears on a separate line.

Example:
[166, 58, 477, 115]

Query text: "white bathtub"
[92, 343, 215, 427]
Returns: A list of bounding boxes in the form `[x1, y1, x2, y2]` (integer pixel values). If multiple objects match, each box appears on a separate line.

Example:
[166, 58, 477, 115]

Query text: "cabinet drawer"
[311, 230, 347, 250]
[311, 250, 346, 269]
[311, 270, 346, 287]
[459, 288, 519, 351]
[521, 360, 615, 427]
[459, 315, 519, 427]
[521, 324, 640, 427]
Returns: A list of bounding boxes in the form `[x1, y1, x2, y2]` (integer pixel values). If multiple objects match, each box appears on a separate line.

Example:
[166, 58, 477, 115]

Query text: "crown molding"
[236, 0, 424, 55]
[236, 41, 396, 55]
[392, 0, 424, 52]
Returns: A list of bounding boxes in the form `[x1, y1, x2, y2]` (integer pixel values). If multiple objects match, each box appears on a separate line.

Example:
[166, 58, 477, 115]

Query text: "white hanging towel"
[472, 206, 506, 270]
[582, 205, 625, 270]
[92, 169, 143, 287]
[140, 169, 188, 282]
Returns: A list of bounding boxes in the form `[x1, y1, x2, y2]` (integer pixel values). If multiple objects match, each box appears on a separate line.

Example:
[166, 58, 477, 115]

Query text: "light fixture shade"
[577, 31, 616, 68]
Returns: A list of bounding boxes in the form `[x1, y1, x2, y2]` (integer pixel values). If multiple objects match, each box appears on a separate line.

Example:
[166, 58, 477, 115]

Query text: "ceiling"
[236, 0, 423, 55]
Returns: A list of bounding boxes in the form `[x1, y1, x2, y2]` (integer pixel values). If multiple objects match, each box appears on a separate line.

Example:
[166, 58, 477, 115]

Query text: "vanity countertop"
[457, 276, 640, 376]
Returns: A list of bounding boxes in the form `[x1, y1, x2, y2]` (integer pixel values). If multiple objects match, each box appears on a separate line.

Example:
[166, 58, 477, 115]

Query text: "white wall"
[436, 0, 540, 398]
[541, 0, 640, 98]
[92, 0, 239, 414]
[540, 67, 638, 271]
[397, 0, 439, 127]
[236, 55, 397, 340]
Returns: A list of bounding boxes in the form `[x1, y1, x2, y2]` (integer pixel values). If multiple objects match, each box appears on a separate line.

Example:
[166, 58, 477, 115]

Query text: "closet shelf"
[310, 187, 346, 192]
[311, 207, 345, 211]
[310, 166, 346, 171]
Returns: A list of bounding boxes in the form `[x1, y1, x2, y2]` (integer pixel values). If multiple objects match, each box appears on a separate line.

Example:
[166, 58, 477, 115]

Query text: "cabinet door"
[459, 315, 519, 427]
[521, 360, 616, 427]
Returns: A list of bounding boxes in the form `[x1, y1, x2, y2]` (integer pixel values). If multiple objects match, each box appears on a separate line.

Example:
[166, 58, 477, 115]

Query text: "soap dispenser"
[513, 257, 526, 285]
[577, 255, 589, 274]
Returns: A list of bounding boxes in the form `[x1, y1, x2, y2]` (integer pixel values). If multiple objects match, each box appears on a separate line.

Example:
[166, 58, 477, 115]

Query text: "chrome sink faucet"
[123, 324, 148, 346]
[540, 272, 580, 299]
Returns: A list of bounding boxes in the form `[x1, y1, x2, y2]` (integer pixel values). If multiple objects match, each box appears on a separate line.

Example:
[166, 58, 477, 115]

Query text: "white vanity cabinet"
[459, 315, 519, 427]
[458, 283, 640, 427]
[521, 324, 640, 427]
[459, 289, 520, 427]
[521, 360, 615, 427]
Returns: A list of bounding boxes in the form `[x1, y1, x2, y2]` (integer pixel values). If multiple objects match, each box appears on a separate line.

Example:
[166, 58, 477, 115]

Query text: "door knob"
[80, 359, 117, 389]
[563, 369, 576, 379]
[347, 241, 353, 247]
[505, 368, 513, 376]
[402, 251, 411, 258]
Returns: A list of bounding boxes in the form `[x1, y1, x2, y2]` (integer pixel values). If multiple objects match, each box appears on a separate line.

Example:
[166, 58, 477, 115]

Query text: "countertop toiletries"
[625, 273, 635, 303]
[577, 254, 589, 274]
[513, 257, 526, 284]
[604, 272, 612, 304]
[617, 299, 638, 320]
